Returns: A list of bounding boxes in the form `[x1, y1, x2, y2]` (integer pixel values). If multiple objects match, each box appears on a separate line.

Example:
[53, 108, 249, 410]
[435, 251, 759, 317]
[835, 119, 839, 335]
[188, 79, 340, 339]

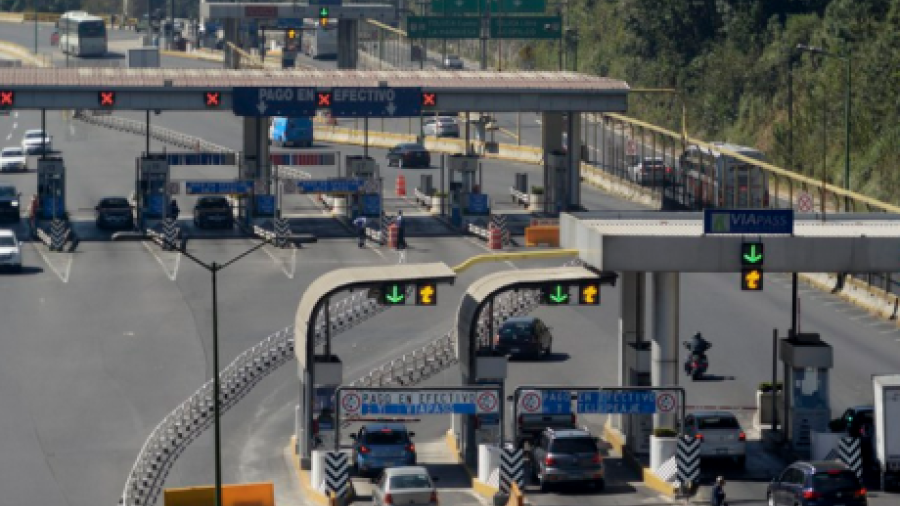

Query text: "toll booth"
[37, 157, 65, 220]
[301, 356, 343, 454]
[447, 154, 481, 225]
[781, 333, 833, 456]
[137, 155, 170, 226]
[546, 150, 568, 214]
[346, 156, 379, 218]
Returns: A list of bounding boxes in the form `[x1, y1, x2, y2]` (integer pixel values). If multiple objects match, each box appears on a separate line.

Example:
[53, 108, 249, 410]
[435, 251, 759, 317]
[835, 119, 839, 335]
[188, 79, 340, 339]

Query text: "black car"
[493, 316, 553, 359]
[387, 143, 431, 168]
[95, 197, 134, 230]
[767, 461, 867, 506]
[0, 185, 20, 223]
[193, 196, 233, 229]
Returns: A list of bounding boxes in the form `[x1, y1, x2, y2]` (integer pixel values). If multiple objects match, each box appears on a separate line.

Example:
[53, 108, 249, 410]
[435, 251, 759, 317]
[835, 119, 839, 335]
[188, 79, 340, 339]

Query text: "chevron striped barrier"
[491, 214, 510, 245]
[50, 219, 68, 251]
[323, 451, 350, 497]
[838, 437, 862, 478]
[274, 218, 291, 247]
[676, 435, 701, 484]
[499, 447, 525, 493]
[162, 218, 179, 250]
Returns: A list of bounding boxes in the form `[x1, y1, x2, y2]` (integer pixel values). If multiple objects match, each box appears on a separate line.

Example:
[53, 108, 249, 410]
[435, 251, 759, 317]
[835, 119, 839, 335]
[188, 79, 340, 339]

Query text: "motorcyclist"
[687, 332, 711, 356]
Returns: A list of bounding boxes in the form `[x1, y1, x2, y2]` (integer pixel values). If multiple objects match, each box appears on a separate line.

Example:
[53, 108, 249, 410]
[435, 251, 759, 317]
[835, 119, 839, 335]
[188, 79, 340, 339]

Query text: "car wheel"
[736, 455, 746, 468]
[593, 478, 605, 492]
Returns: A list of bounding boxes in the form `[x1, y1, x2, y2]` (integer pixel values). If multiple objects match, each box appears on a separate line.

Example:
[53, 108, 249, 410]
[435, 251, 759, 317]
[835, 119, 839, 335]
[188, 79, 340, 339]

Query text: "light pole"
[33, 0, 38, 54]
[796, 43, 852, 206]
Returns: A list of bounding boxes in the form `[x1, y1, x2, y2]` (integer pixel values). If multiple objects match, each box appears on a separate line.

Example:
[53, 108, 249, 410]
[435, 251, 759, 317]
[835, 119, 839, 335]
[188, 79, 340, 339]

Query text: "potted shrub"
[650, 427, 679, 473]
[528, 186, 544, 211]
[756, 381, 783, 427]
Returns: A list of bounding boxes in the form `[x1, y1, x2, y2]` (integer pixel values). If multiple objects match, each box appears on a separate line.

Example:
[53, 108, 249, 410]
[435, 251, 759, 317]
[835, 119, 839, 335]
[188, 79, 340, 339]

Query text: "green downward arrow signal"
[743, 244, 763, 264]
[385, 285, 405, 304]
[549, 285, 568, 303]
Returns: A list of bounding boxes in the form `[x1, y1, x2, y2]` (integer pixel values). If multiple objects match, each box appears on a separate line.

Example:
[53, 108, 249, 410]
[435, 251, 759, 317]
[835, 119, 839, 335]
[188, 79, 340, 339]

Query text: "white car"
[444, 54, 463, 69]
[682, 411, 746, 467]
[423, 117, 459, 138]
[21, 129, 52, 155]
[0, 147, 26, 172]
[0, 229, 22, 272]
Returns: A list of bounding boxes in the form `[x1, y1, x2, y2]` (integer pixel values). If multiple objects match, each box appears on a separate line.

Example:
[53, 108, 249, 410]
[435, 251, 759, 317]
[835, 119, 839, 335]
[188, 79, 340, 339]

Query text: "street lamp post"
[33, 0, 38, 54]
[796, 43, 852, 208]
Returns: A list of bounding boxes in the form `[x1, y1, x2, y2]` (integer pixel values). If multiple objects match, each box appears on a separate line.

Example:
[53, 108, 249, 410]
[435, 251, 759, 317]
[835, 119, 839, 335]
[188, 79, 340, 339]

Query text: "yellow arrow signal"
[742, 268, 763, 291]
[579, 283, 600, 305]
[416, 283, 437, 305]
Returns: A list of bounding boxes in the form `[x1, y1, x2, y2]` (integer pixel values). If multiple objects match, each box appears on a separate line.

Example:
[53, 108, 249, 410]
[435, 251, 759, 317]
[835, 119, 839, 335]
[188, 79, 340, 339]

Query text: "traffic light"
[416, 282, 437, 306]
[204, 91, 221, 107]
[0, 90, 13, 107]
[421, 92, 437, 107]
[319, 7, 329, 26]
[380, 283, 407, 305]
[740, 242, 764, 291]
[286, 28, 297, 41]
[741, 268, 763, 291]
[98, 91, 116, 107]
[741, 242, 764, 266]
[317, 91, 333, 107]
[540, 283, 570, 305]
[578, 283, 600, 305]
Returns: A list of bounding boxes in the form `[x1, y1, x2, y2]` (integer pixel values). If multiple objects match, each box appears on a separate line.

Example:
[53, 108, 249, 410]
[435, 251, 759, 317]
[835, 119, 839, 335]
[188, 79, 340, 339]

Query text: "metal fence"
[73, 111, 234, 154]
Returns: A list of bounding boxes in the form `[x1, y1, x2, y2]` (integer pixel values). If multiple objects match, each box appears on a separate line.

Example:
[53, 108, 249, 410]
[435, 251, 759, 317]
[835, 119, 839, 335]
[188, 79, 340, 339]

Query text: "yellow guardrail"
[452, 250, 578, 273]
[366, 19, 406, 37]
[22, 12, 60, 22]
[0, 12, 24, 22]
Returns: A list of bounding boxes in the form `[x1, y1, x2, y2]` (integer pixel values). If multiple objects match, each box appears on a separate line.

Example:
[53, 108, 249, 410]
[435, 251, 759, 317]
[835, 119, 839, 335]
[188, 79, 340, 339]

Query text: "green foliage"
[528, 0, 900, 204]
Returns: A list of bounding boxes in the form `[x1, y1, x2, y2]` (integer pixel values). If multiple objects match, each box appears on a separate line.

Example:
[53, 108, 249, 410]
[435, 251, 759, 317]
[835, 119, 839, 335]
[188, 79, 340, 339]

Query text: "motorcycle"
[683, 341, 710, 379]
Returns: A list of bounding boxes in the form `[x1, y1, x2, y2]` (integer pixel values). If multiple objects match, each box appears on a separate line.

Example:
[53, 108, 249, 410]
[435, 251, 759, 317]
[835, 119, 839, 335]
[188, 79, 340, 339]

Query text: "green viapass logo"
[712, 213, 730, 232]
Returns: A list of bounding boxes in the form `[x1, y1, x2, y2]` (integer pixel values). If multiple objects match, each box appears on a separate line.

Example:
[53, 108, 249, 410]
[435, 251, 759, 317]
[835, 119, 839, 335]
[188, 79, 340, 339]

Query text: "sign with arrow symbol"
[232, 87, 317, 117]
[741, 242, 764, 265]
[330, 87, 422, 117]
[380, 283, 407, 305]
[540, 283, 570, 305]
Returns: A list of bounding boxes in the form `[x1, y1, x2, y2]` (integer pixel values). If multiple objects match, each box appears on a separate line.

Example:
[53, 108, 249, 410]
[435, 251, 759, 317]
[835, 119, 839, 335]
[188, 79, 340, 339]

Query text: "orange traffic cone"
[488, 225, 503, 250]
[396, 174, 407, 196]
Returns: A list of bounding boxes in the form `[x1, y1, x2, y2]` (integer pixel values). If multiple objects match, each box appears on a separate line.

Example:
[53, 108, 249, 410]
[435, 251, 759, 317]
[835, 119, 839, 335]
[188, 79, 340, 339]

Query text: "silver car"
[422, 117, 459, 138]
[682, 411, 746, 467]
[372, 466, 438, 506]
[0, 229, 22, 272]
[530, 428, 604, 492]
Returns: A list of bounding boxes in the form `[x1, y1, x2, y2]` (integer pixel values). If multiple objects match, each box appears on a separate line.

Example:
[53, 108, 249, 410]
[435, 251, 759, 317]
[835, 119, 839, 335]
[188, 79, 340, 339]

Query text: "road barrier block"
[524, 226, 559, 247]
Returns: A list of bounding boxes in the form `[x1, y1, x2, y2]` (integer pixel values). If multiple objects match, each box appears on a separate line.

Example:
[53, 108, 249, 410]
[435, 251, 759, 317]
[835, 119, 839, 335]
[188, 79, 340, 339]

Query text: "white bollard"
[478, 444, 500, 484]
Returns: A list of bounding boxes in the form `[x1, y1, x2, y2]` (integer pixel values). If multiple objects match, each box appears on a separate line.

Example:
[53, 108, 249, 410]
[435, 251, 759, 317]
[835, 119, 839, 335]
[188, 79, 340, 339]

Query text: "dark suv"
[493, 316, 553, 359]
[95, 196, 134, 230]
[530, 428, 604, 492]
[193, 196, 233, 229]
[767, 461, 867, 506]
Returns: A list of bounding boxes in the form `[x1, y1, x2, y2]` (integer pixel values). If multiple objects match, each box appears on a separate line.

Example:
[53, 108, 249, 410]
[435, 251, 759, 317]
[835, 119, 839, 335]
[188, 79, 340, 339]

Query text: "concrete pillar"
[617, 271, 645, 431]
[337, 19, 358, 69]
[242, 117, 270, 190]
[651, 272, 679, 430]
[223, 18, 240, 69]
[565, 112, 582, 209]
[541, 112, 564, 213]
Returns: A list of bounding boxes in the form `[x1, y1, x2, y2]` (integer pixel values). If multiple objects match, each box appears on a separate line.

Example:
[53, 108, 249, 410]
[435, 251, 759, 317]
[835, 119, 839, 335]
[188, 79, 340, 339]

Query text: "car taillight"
[854, 487, 867, 498]
[591, 454, 601, 464]
[384, 493, 393, 505]
[544, 456, 556, 466]
[802, 489, 822, 500]
[738, 432, 746, 441]
[359, 445, 370, 454]
[695, 433, 704, 441]
[429, 490, 439, 503]
[406, 443, 416, 453]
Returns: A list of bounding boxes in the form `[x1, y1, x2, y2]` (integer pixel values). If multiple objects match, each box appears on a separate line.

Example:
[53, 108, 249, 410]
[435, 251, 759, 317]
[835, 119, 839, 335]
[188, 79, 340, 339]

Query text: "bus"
[301, 19, 337, 59]
[269, 117, 314, 148]
[58, 11, 107, 57]
[679, 142, 769, 209]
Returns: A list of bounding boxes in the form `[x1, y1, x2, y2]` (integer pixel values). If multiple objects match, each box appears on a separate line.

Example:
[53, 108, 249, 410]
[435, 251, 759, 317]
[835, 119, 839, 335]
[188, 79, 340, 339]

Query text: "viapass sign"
[704, 209, 793, 235]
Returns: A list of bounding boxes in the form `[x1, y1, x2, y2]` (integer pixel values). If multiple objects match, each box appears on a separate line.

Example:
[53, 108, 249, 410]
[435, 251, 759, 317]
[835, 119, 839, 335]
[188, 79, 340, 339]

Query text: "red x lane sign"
[205, 91, 221, 107]
[421, 92, 437, 107]
[317, 92, 332, 107]
[98, 91, 116, 107]
[0, 91, 13, 107]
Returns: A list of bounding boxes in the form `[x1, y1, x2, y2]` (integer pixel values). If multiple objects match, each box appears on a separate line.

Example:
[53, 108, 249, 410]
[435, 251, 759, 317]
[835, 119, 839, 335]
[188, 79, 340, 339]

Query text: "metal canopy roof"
[0, 69, 629, 112]
[561, 212, 900, 273]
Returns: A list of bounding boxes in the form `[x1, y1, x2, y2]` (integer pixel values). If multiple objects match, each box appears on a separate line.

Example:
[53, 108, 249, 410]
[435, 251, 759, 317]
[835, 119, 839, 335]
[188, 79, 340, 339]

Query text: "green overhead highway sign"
[407, 16, 481, 39]
[490, 16, 562, 39]
[430, 0, 546, 14]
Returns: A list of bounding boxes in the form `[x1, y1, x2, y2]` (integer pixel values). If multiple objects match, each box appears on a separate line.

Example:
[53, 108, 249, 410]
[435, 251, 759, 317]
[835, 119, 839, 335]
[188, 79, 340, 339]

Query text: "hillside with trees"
[530, 0, 899, 202]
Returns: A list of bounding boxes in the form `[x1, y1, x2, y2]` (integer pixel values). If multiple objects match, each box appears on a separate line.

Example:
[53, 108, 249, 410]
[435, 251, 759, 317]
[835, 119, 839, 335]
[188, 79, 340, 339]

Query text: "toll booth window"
[363, 431, 409, 445]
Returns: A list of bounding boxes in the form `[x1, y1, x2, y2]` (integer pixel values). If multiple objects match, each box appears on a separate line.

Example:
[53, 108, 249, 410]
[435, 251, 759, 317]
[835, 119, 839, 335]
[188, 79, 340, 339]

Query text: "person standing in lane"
[353, 215, 367, 248]
[395, 210, 407, 249]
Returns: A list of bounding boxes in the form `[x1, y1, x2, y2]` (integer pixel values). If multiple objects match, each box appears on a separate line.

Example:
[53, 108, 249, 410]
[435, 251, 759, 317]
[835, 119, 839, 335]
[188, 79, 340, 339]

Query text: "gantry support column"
[651, 272, 679, 430]
[541, 112, 564, 213]
[223, 18, 241, 69]
[337, 19, 359, 69]
[617, 272, 646, 427]
[564, 112, 582, 209]
[242, 117, 270, 221]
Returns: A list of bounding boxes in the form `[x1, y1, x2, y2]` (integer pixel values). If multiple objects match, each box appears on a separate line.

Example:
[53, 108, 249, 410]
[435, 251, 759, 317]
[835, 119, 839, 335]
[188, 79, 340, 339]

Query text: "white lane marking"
[31, 243, 72, 283]
[14, 112, 18, 118]
[141, 241, 180, 281]
[262, 244, 296, 279]
[464, 235, 516, 269]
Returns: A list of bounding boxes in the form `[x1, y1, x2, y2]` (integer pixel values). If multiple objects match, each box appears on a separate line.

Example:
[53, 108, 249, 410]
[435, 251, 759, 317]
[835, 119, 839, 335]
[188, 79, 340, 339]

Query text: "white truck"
[873, 374, 900, 491]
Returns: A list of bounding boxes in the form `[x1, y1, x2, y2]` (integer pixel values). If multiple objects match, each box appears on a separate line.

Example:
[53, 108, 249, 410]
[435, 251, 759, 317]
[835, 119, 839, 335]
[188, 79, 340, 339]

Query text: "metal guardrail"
[277, 166, 313, 180]
[119, 291, 388, 506]
[509, 188, 530, 207]
[74, 111, 235, 154]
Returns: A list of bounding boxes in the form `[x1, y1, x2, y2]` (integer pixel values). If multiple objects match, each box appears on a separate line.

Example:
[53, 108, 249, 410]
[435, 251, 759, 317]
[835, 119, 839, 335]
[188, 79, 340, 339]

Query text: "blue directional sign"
[576, 390, 658, 414]
[297, 178, 365, 194]
[165, 152, 236, 166]
[330, 87, 422, 117]
[233, 87, 317, 117]
[185, 180, 255, 195]
[343, 390, 501, 416]
[541, 390, 572, 414]
[255, 195, 276, 215]
[362, 194, 382, 216]
[704, 209, 794, 235]
[467, 193, 489, 214]
[310, 0, 342, 5]
[275, 17, 304, 29]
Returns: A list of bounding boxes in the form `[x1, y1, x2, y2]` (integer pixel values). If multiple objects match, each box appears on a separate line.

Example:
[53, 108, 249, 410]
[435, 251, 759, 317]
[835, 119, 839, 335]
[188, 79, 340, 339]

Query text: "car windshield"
[363, 430, 408, 445]
[0, 187, 15, 197]
[389, 474, 431, 490]
[25, 132, 45, 139]
[697, 416, 739, 429]
[812, 472, 859, 492]
[2, 149, 23, 156]
[0, 236, 16, 247]
[550, 438, 597, 453]
[102, 198, 130, 208]
[499, 322, 533, 338]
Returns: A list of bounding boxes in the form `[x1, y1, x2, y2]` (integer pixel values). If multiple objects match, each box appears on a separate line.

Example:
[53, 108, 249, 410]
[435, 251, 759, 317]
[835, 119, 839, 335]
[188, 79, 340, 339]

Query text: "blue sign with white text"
[362, 194, 381, 216]
[704, 209, 794, 235]
[185, 180, 254, 195]
[233, 87, 317, 117]
[577, 390, 657, 414]
[255, 195, 276, 215]
[165, 152, 236, 166]
[330, 87, 422, 117]
[467, 193, 489, 214]
[275, 17, 304, 29]
[361, 403, 477, 415]
[297, 178, 365, 194]
[541, 390, 572, 414]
